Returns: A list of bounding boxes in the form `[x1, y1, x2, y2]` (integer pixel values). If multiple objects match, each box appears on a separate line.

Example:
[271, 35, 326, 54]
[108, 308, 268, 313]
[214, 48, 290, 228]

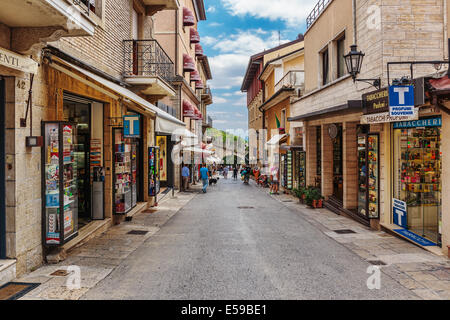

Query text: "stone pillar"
[343, 122, 358, 209]
[305, 124, 317, 187]
[322, 124, 333, 198]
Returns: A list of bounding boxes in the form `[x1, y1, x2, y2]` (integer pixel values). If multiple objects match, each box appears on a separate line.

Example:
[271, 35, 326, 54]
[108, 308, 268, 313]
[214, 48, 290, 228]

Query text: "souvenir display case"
[148, 146, 160, 197]
[357, 133, 380, 219]
[113, 128, 132, 214]
[42, 122, 78, 246]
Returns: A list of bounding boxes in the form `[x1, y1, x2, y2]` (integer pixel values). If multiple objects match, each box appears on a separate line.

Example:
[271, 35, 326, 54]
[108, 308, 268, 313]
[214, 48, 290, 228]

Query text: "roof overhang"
[124, 76, 176, 97]
[288, 100, 363, 122]
[198, 55, 212, 80]
[241, 57, 263, 92]
[259, 88, 294, 111]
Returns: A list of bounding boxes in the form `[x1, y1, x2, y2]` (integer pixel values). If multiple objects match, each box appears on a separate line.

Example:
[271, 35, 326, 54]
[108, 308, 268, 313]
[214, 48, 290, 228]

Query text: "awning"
[267, 134, 287, 145]
[183, 7, 195, 26]
[183, 54, 195, 72]
[195, 44, 204, 57]
[50, 57, 185, 132]
[190, 70, 201, 81]
[182, 147, 212, 155]
[195, 80, 204, 89]
[190, 28, 200, 44]
[183, 100, 195, 117]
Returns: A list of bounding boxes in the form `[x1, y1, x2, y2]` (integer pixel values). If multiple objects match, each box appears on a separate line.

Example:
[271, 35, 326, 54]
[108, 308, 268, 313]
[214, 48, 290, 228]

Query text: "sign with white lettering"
[361, 109, 418, 124]
[389, 85, 415, 117]
[393, 117, 442, 129]
[0, 47, 38, 73]
[123, 115, 140, 137]
[393, 198, 407, 228]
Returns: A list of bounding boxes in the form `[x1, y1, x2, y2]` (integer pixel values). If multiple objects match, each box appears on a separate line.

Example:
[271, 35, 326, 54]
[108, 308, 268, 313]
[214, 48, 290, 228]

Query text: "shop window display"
[393, 121, 442, 245]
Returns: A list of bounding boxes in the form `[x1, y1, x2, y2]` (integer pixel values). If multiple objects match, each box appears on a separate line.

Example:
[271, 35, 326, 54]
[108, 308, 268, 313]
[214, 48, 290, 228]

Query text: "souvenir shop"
[391, 116, 442, 246]
[113, 111, 144, 215]
[43, 93, 106, 245]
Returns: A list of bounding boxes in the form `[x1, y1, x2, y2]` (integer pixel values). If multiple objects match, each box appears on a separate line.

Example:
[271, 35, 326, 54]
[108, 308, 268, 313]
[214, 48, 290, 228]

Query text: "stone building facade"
[289, 0, 450, 255]
[0, 0, 200, 283]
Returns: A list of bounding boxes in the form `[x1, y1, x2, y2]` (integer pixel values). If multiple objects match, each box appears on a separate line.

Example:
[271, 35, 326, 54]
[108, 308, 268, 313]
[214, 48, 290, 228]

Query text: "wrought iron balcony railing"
[306, 0, 332, 29]
[123, 39, 175, 82]
[274, 70, 305, 93]
[73, 0, 96, 15]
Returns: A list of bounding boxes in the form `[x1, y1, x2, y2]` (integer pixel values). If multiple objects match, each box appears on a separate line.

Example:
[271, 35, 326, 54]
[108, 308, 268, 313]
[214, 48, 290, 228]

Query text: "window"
[322, 48, 329, 85]
[337, 36, 346, 78]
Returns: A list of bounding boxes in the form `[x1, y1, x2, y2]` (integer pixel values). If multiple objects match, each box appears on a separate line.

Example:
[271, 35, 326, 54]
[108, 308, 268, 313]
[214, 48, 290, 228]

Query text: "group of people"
[181, 163, 211, 193]
[254, 165, 279, 195]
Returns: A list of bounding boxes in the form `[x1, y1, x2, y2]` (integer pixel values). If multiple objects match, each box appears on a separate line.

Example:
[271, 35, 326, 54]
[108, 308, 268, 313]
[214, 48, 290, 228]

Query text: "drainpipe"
[352, 0, 357, 45]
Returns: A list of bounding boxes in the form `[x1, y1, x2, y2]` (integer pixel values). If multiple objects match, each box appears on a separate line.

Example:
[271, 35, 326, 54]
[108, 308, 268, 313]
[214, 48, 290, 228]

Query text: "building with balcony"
[0, 0, 186, 283]
[241, 36, 304, 173]
[288, 0, 450, 256]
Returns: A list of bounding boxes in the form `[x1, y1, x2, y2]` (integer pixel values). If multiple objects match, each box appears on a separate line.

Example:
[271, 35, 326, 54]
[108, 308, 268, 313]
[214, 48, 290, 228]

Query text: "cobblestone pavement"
[268, 186, 450, 300]
[16, 187, 199, 300]
[13, 179, 450, 300]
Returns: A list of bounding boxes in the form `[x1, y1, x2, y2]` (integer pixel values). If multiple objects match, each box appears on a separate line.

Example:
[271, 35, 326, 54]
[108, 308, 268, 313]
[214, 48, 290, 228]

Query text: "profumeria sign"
[0, 47, 38, 74]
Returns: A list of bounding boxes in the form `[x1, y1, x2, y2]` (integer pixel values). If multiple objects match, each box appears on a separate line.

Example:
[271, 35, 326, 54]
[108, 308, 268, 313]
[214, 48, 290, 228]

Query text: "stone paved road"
[82, 179, 417, 300]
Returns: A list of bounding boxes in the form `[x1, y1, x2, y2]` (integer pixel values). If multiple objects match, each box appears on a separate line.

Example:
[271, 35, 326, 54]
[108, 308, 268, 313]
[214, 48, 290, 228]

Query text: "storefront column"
[343, 122, 358, 210]
[321, 124, 333, 198]
[305, 124, 317, 187]
[442, 112, 450, 255]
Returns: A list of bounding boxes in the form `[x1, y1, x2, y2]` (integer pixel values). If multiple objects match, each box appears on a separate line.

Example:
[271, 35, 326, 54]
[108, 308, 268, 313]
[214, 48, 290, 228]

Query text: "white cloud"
[207, 6, 216, 13]
[214, 97, 228, 104]
[212, 30, 289, 55]
[202, 36, 218, 46]
[209, 22, 223, 27]
[221, 0, 315, 27]
[208, 53, 248, 89]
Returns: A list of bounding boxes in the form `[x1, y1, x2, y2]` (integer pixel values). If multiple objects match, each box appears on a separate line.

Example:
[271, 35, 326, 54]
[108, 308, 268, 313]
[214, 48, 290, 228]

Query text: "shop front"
[392, 117, 442, 246]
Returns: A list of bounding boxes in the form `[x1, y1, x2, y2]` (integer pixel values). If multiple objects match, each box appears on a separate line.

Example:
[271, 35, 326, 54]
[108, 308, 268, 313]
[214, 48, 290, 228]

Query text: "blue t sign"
[389, 85, 415, 116]
[124, 115, 140, 137]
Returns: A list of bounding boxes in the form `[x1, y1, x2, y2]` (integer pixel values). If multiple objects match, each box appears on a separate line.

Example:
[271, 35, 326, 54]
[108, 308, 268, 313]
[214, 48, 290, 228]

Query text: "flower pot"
[317, 199, 323, 208]
[312, 200, 318, 208]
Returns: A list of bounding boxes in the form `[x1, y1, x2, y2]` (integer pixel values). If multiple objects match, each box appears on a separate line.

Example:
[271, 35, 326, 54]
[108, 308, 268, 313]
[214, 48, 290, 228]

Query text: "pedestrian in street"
[200, 163, 210, 193]
[181, 163, 190, 192]
[233, 166, 238, 180]
[223, 166, 229, 179]
[270, 165, 279, 195]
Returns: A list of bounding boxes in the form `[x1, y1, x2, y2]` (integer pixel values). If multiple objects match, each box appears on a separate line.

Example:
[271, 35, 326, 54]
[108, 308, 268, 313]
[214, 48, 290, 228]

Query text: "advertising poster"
[156, 136, 167, 182]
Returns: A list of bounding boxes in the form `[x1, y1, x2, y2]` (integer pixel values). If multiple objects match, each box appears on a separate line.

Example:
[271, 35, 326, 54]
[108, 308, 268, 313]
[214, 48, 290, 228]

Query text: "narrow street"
[78, 179, 416, 300]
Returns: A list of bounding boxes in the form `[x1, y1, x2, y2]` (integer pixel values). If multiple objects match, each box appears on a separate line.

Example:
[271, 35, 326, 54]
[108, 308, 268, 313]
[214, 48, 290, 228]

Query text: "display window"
[357, 131, 380, 219]
[42, 122, 78, 246]
[392, 117, 442, 245]
[113, 129, 140, 214]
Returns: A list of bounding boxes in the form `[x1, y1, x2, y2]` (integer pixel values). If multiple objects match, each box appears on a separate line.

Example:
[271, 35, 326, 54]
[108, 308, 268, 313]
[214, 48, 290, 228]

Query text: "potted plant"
[293, 187, 306, 203]
[305, 187, 322, 208]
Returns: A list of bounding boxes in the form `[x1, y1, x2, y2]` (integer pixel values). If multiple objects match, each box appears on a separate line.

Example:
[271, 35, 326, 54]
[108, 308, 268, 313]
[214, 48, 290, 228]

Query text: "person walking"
[200, 163, 210, 193]
[233, 166, 238, 180]
[223, 166, 229, 179]
[270, 165, 279, 195]
[181, 163, 190, 191]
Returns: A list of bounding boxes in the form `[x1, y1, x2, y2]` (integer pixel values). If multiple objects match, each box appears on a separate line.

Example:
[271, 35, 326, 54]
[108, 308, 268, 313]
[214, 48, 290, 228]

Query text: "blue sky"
[197, 0, 315, 137]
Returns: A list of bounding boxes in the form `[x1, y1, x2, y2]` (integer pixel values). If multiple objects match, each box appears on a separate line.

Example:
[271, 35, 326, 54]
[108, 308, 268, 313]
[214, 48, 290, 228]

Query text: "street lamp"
[344, 44, 381, 89]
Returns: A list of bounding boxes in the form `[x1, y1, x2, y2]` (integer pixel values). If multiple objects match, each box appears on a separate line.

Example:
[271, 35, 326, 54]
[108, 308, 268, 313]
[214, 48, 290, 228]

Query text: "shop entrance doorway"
[332, 124, 343, 201]
[0, 77, 5, 258]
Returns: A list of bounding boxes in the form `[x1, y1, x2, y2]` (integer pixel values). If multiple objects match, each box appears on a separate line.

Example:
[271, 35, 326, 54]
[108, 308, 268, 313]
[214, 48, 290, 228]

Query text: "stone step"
[0, 260, 16, 287]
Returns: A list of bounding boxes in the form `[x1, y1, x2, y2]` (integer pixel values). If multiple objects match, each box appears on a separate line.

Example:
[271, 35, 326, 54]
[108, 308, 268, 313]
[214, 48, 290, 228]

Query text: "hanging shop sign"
[362, 87, 389, 114]
[0, 47, 38, 73]
[392, 117, 442, 129]
[361, 109, 419, 124]
[156, 135, 167, 182]
[393, 198, 407, 228]
[389, 85, 415, 117]
[123, 114, 140, 137]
